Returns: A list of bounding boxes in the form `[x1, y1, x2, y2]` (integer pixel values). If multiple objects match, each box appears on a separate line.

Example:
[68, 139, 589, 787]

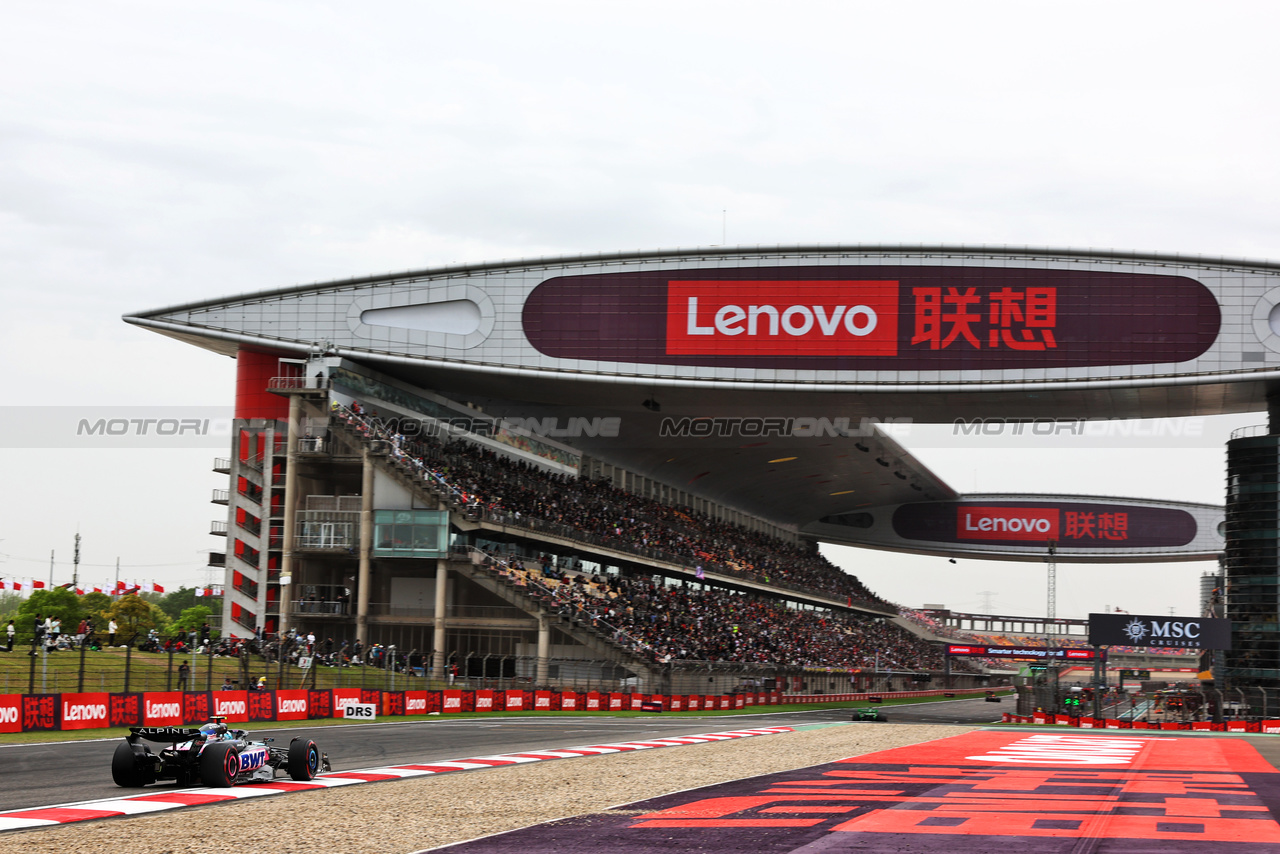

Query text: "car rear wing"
[128, 727, 203, 743]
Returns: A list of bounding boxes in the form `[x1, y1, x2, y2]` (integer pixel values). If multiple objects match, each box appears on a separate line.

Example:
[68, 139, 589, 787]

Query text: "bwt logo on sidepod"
[237, 746, 269, 772]
[957, 506, 1059, 541]
[665, 281, 900, 356]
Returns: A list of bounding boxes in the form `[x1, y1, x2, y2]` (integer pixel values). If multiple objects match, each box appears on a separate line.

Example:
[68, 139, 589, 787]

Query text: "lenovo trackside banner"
[893, 501, 1197, 548]
[521, 265, 1220, 370]
[1089, 612, 1231, 650]
[947, 645, 1097, 660]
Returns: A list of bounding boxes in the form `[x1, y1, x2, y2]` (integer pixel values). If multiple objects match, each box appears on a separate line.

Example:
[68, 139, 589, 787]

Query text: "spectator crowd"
[335, 403, 892, 610]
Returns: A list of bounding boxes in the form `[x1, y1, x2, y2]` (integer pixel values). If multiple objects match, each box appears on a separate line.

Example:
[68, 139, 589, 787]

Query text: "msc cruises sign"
[1088, 613, 1231, 650]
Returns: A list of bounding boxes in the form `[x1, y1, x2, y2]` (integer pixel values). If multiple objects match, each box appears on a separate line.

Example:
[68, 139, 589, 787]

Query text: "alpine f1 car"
[112, 718, 331, 788]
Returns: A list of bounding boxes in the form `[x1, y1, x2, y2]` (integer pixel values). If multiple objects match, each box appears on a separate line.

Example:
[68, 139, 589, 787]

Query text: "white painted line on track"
[0, 726, 794, 832]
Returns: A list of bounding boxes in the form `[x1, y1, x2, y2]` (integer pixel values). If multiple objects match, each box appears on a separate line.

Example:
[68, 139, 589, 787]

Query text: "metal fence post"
[78, 642, 87, 693]
[124, 644, 132, 694]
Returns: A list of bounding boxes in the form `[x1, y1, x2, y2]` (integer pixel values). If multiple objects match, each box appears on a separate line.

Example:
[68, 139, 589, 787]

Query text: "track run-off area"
[437, 727, 1280, 854]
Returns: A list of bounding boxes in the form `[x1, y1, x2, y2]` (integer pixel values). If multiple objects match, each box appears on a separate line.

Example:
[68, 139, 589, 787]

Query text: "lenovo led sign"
[893, 501, 1197, 549]
[522, 265, 1220, 370]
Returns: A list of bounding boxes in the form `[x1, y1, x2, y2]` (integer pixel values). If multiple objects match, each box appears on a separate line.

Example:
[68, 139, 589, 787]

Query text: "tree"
[171, 605, 214, 635]
[80, 592, 113, 631]
[156, 587, 199, 620]
[16, 588, 84, 640]
[106, 594, 162, 641]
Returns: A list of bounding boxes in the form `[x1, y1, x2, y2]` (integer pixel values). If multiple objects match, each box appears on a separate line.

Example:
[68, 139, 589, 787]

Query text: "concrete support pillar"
[278, 396, 301, 636]
[356, 450, 374, 645]
[432, 560, 448, 679]
[536, 614, 550, 687]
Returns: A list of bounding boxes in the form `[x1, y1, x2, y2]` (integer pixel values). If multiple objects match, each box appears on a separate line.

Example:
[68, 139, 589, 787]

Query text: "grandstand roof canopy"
[126, 245, 1263, 562]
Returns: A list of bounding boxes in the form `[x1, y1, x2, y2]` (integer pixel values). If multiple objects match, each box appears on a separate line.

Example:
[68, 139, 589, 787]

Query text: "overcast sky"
[2, 1, 1275, 620]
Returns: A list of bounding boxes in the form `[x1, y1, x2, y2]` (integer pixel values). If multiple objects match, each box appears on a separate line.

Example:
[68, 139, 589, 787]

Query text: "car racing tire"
[199, 741, 240, 788]
[111, 742, 149, 787]
[288, 738, 321, 781]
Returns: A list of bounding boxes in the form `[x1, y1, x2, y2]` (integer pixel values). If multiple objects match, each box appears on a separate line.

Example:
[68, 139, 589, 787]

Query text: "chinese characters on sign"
[912, 286, 1058, 351]
[1065, 511, 1129, 541]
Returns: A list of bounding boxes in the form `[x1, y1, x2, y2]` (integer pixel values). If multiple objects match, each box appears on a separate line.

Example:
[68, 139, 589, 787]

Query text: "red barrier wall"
[0, 687, 1006, 732]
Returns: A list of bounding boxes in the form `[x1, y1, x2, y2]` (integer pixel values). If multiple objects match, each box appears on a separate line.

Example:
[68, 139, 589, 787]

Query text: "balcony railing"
[1231, 424, 1271, 441]
[210, 520, 228, 536]
[297, 437, 326, 455]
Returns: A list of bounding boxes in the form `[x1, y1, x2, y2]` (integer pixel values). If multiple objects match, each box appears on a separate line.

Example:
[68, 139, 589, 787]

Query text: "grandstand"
[126, 245, 1264, 691]
[258, 387, 972, 693]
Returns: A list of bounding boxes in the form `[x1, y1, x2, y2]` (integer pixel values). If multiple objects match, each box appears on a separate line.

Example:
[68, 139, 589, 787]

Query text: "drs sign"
[342, 703, 377, 720]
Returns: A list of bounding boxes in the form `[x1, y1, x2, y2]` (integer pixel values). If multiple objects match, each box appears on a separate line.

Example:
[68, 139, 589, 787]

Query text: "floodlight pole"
[1045, 540, 1058, 698]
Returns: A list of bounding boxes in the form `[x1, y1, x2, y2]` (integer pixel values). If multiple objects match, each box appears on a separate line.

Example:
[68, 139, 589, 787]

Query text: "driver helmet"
[198, 722, 228, 739]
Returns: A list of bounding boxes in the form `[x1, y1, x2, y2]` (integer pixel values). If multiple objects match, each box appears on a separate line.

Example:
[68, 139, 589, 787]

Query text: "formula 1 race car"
[112, 718, 331, 788]
[853, 707, 885, 722]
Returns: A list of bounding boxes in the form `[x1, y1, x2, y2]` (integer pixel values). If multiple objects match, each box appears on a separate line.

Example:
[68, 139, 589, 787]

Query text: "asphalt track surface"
[0, 698, 1005, 814]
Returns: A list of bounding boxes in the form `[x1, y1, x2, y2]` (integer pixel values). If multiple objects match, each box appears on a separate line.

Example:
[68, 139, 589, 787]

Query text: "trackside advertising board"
[947, 645, 1098, 661]
[0, 694, 20, 733]
[60, 692, 110, 730]
[1088, 613, 1231, 649]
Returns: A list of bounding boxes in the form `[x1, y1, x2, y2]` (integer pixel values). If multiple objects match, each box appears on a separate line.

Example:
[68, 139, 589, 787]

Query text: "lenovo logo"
[278, 699, 307, 713]
[64, 704, 107, 722]
[666, 281, 899, 356]
[147, 702, 180, 718]
[0, 706, 17, 724]
[957, 506, 1059, 541]
[215, 699, 246, 716]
